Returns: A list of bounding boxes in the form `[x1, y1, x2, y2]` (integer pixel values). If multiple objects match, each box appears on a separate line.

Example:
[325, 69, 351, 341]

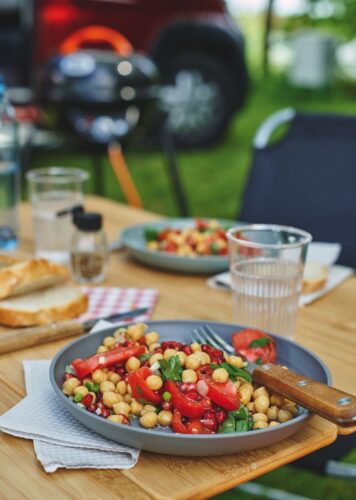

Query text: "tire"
[158, 53, 237, 148]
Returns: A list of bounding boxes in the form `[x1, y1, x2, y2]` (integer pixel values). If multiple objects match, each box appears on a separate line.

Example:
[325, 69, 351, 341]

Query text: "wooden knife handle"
[0, 321, 85, 355]
[253, 364, 356, 427]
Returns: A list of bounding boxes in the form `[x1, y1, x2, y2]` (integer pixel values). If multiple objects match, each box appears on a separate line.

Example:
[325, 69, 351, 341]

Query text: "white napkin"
[0, 321, 140, 473]
[208, 242, 354, 306]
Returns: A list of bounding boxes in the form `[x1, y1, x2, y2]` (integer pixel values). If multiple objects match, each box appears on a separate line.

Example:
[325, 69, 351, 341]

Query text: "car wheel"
[158, 53, 236, 148]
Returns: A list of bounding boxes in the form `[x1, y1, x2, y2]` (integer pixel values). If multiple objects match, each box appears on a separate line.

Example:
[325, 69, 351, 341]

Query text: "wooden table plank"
[1, 196, 353, 499]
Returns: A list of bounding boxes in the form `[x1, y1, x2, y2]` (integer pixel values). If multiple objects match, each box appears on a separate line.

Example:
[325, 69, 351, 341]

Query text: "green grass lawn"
[29, 15, 356, 499]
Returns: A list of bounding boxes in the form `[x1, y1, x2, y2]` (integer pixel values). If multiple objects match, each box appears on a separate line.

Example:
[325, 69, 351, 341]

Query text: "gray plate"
[50, 320, 331, 456]
[119, 218, 239, 274]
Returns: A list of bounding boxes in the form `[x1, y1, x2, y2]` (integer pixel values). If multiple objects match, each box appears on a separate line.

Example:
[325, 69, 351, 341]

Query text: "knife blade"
[0, 307, 149, 355]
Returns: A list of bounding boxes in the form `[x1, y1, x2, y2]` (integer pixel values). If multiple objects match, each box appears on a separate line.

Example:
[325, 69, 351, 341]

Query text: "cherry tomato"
[232, 329, 277, 364]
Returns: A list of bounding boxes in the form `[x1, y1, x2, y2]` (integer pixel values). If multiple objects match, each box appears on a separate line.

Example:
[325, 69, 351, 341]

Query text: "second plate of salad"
[119, 218, 239, 274]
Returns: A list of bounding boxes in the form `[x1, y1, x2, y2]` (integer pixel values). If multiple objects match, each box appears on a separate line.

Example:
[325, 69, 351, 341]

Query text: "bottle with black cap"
[70, 211, 108, 283]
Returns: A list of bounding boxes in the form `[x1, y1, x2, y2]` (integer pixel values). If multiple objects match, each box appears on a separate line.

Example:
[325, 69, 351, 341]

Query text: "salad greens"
[158, 355, 183, 381]
[218, 405, 254, 434]
[210, 362, 252, 383]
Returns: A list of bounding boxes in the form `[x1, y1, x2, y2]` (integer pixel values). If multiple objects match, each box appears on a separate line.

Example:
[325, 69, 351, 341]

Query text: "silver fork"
[191, 324, 356, 427]
[191, 324, 234, 354]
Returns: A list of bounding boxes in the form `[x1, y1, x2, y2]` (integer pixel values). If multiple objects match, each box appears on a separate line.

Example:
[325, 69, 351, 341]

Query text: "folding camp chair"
[240, 108, 356, 477]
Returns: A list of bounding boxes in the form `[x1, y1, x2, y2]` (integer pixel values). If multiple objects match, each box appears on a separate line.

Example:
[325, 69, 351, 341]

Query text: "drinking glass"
[227, 224, 312, 339]
[26, 167, 89, 263]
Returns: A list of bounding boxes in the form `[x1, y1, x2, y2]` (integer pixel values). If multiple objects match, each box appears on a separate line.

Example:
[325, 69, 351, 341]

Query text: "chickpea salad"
[144, 219, 229, 257]
[62, 324, 299, 434]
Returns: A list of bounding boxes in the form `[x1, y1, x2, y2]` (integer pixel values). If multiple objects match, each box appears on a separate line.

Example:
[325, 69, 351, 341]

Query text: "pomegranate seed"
[101, 408, 110, 418]
[162, 401, 172, 411]
[182, 344, 193, 355]
[203, 410, 216, 420]
[201, 418, 218, 432]
[185, 383, 196, 392]
[64, 373, 74, 381]
[87, 404, 96, 412]
[215, 410, 227, 424]
[180, 383, 188, 392]
[97, 401, 106, 410]
[201, 344, 209, 352]
[138, 337, 146, 345]
[116, 367, 126, 376]
[154, 347, 163, 354]
[81, 394, 94, 407]
[118, 414, 129, 425]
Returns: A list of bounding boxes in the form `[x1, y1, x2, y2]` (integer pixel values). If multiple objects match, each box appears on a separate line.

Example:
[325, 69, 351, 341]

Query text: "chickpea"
[182, 369, 198, 384]
[241, 382, 254, 396]
[282, 403, 298, 417]
[176, 351, 187, 366]
[103, 336, 117, 349]
[269, 421, 280, 427]
[100, 381, 116, 393]
[247, 402, 255, 413]
[164, 348, 179, 360]
[185, 353, 201, 370]
[108, 415, 125, 424]
[149, 353, 163, 366]
[107, 371, 120, 384]
[127, 384, 132, 394]
[253, 421, 269, 430]
[141, 404, 157, 415]
[62, 377, 80, 395]
[113, 401, 131, 417]
[149, 342, 161, 353]
[266, 405, 279, 421]
[278, 409, 293, 423]
[124, 394, 133, 404]
[73, 385, 88, 398]
[96, 345, 108, 354]
[252, 413, 268, 422]
[239, 385, 252, 405]
[125, 356, 141, 372]
[270, 394, 284, 407]
[196, 352, 210, 365]
[145, 332, 159, 345]
[130, 400, 144, 416]
[254, 395, 270, 414]
[190, 342, 202, 353]
[113, 327, 126, 340]
[127, 323, 147, 341]
[212, 368, 229, 383]
[146, 375, 163, 390]
[158, 410, 173, 427]
[92, 369, 108, 384]
[227, 355, 244, 368]
[103, 391, 122, 408]
[140, 411, 158, 429]
[116, 380, 127, 395]
[253, 386, 269, 400]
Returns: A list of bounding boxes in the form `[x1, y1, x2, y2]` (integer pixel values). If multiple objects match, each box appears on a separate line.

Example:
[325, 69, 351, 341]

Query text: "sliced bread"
[302, 262, 328, 294]
[0, 258, 69, 300]
[0, 283, 88, 327]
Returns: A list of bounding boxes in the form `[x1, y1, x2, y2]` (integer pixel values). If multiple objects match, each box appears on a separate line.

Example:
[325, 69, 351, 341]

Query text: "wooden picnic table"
[1, 195, 355, 500]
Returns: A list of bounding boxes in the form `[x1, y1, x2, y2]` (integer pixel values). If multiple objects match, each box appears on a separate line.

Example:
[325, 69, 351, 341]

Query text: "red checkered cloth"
[79, 287, 158, 325]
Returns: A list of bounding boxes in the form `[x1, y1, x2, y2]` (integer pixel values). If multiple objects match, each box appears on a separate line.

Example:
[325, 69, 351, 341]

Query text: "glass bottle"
[70, 212, 108, 283]
[0, 77, 19, 250]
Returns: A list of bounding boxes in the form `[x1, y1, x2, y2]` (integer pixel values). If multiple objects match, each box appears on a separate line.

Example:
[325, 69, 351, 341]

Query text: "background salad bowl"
[50, 320, 331, 456]
[119, 219, 240, 274]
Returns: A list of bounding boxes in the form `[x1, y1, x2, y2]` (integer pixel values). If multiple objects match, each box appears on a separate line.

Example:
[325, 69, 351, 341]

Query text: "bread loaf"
[0, 259, 69, 300]
[0, 283, 88, 327]
[302, 262, 328, 294]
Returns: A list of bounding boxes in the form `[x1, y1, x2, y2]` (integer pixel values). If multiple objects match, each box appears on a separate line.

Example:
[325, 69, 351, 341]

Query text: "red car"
[1, 0, 248, 147]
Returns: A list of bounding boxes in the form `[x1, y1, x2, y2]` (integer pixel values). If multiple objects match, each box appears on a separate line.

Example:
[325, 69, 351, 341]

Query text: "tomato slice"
[172, 410, 214, 435]
[165, 380, 211, 419]
[72, 345, 146, 379]
[232, 329, 277, 364]
[196, 366, 240, 411]
[128, 366, 161, 405]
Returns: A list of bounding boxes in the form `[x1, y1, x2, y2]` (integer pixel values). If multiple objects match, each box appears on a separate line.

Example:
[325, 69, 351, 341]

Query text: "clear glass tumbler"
[227, 224, 312, 339]
[26, 167, 89, 263]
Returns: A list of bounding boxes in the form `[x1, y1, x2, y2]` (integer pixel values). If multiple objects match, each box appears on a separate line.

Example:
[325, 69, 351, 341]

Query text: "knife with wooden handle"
[0, 307, 148, 355]
[253, 363, 356, 427]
